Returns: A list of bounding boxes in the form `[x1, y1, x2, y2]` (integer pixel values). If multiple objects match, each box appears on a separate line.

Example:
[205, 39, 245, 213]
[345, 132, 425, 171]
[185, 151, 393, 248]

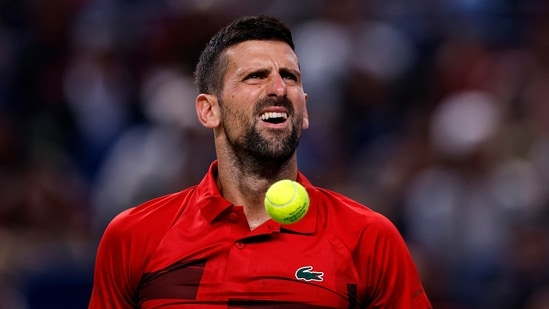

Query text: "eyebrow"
[247, 68, 271, 77]
[241, 67, 300, 77]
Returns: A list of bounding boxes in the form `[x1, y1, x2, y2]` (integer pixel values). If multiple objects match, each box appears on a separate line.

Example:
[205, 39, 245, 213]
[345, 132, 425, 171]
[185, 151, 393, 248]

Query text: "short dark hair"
[194, 15, 295, 95]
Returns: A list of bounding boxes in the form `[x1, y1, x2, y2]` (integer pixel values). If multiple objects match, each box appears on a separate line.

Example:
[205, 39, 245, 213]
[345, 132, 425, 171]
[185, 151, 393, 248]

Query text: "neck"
[215, 153, 299, 230]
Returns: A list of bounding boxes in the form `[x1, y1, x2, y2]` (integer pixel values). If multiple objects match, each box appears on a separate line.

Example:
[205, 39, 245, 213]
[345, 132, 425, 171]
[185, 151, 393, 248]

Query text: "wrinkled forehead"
[223, 40, 300, 71]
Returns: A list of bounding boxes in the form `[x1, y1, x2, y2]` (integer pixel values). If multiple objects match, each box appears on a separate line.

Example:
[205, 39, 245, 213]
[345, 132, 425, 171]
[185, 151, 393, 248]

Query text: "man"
[89, 15, 432, 308]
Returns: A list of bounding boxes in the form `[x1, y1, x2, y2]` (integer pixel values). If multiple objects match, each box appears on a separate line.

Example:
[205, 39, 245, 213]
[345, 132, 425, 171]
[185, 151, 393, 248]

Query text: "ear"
[196, 93, 221, 128]
[302, 93, 309, 130]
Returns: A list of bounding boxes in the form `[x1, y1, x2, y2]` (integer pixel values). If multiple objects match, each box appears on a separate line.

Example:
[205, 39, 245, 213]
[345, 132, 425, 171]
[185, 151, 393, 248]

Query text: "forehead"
[223, 40, 299, 72]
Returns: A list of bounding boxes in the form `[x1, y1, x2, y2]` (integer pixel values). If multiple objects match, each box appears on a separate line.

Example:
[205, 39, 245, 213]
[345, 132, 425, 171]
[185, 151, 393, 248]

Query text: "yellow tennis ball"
[264, 179, 310, 224]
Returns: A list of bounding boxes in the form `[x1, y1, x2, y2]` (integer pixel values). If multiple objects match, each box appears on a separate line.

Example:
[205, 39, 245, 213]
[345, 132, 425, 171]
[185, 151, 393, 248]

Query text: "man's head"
[194, 15, 295, 96]
[195, 16, 308, 175]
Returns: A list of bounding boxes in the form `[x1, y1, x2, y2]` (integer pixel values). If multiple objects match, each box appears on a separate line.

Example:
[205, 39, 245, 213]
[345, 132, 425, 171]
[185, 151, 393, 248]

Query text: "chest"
[138, 208, 364, 307]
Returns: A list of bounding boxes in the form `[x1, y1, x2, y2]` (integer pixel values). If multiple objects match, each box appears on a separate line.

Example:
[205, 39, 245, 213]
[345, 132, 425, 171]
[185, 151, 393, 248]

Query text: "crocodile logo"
[295, 266, 324, 282]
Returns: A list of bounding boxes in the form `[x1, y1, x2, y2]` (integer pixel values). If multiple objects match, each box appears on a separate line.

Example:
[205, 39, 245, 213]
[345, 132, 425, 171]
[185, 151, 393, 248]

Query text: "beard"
[241, 119, 299, 161]
[220, 96, 302, 170]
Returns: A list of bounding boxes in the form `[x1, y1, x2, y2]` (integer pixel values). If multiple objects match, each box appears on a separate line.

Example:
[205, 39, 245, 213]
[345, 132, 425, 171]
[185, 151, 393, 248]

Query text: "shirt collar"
[195, 161, 317, 235]
[194, 161, 233, 223]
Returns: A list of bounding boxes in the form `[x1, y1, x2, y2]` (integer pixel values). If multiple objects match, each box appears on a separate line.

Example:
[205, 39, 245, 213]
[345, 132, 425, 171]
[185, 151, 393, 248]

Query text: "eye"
[244, 70, 268, 80]
[282, 73, 297, 81]
[280, 69, 300, 82]
[247, 73, 261, 79]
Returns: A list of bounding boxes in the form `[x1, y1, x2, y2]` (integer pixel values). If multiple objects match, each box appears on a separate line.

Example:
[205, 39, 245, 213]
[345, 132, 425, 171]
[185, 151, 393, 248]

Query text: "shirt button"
[229, 212, 238, 222]
[235, 242, 244, 249]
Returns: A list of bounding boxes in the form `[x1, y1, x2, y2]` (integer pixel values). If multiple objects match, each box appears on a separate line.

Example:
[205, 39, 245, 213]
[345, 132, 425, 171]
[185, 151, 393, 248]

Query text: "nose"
[268, 74, 287, 97]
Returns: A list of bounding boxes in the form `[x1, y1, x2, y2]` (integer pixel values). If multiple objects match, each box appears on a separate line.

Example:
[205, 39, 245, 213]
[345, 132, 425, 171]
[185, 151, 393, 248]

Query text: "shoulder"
[103, 186, 197, 244]
[96, 187, 199, 279]
[311, 187, 404, 244]
[313, 187, 392, 227]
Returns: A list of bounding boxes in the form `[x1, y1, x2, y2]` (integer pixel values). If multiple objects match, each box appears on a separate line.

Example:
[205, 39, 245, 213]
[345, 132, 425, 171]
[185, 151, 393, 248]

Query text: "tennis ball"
[264, 179, 310, 224]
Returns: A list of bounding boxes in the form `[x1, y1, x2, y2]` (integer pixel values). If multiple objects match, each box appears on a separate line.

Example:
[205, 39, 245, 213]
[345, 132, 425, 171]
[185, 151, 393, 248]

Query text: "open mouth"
[260, 112, 288, 124]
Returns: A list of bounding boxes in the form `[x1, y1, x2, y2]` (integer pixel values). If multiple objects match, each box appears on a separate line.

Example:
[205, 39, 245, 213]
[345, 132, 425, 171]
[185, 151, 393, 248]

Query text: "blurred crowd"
[1, 0, 549, 308]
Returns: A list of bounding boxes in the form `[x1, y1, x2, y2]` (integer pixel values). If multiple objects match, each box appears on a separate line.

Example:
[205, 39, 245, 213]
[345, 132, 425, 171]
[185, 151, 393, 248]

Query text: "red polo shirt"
[89, 161, 431, 308]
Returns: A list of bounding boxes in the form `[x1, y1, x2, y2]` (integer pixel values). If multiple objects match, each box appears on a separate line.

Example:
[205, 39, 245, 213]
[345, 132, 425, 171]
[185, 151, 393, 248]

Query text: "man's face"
[218, 40, 309, 161]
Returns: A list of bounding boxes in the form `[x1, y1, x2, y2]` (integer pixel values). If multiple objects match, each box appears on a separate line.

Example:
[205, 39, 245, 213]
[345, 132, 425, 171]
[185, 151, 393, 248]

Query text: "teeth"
[260, 112, 288, 120]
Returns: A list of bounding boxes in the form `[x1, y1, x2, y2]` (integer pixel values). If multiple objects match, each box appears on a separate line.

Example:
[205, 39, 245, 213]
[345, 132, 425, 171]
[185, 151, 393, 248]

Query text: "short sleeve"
[89, 210, 142, 308]
[361, 214, 432, 309]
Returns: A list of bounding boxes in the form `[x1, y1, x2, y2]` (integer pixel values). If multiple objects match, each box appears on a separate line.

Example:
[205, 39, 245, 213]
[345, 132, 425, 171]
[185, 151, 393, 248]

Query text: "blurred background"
[1, 0, 548, 308]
